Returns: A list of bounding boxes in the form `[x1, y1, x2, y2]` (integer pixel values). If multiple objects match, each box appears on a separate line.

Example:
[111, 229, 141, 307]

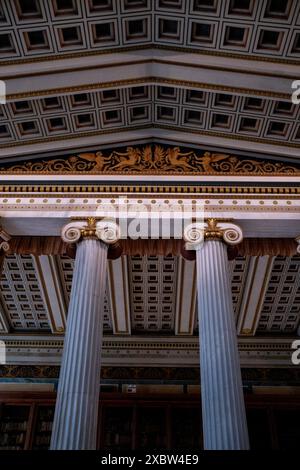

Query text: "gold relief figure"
[196, 152, 229, 172]
[77, 152, 111, 171]
[110, 147, 142, 171]
[164, 147, 196, 172]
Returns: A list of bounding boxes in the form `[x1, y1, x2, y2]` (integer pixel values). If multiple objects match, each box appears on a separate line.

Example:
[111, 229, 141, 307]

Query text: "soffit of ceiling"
[0, 253, 299, 337]
[1, 0, 300, 159]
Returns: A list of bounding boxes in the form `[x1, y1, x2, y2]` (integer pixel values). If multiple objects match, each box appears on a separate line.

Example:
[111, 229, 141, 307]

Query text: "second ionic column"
[184, 219, 249, 450]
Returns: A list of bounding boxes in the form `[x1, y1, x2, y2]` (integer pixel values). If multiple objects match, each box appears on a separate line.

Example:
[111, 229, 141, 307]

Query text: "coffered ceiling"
[0, 253, 299, 337]
[1, 85, 299, 151]
[0, 0, 299, 159]
[1, 0, 299, 63]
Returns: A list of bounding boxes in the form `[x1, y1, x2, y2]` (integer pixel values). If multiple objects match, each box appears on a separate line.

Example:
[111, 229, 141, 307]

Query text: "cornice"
[2, 58, 295, 82]
[1, 365, 300, 385]
[0, 336, 297, 368]
[0, 336, 296, 350]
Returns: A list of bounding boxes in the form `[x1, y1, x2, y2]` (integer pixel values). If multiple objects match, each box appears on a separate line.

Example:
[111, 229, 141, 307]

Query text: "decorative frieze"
[1, 146, 299, 176]
[1, 364, 300, 386]
[0, 336, 296, 368]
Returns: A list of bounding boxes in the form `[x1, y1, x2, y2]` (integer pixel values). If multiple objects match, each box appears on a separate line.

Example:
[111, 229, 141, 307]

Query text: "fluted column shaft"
[50, 238, 108, 450]
[197, 240, 249, 450]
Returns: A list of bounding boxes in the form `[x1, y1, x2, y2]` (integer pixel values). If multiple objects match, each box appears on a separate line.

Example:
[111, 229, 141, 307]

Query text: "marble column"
[50, 218, 120, 450]
[0, 226, 11, 273]
[184, 219, 249, 450]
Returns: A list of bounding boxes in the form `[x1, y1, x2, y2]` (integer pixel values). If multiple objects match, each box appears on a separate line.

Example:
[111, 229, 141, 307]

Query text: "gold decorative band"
[1, 146, 299, 176]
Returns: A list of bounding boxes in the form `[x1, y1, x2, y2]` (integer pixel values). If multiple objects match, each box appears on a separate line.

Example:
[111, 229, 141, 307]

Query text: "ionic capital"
[296, 236, 300, 254]
[61, 217, 120, 245]
[0, 227, 11, 253]
[183, 219, 243, 250]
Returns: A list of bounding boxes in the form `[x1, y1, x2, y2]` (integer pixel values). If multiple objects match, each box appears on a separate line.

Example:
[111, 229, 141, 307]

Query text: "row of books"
[0, 421, 27, 431]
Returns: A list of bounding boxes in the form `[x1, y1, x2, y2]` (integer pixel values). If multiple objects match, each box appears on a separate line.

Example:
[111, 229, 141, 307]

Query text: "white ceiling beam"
[2, 128, 300, 159]
[107, 257, 131, 335]
[2, 48, 299, 80]
[237, 256, 274, 336]
[175, 257, 196, 335]
[2, 52, 295, 99]
[32, 255, 67, 334]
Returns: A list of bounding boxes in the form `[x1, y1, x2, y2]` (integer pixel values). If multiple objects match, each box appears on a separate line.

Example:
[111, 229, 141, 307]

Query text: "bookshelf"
[0, 404, 30, 450]
[137, 406, 167, 449]
[100, 406, 133, 450]
[0, 392, 299, 450]
[32, 405, 55, 450]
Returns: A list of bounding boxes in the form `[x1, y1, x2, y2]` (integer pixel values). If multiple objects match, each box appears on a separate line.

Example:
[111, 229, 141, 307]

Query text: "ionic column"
[184, 219, 249, 450]
[50, 218, 120, 450]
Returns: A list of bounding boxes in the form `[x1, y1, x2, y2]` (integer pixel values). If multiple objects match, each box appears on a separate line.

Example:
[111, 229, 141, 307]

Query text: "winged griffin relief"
[76, 152, 110, 171]
[109, 147, 144, 171]
[1, 145, 299, 175]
